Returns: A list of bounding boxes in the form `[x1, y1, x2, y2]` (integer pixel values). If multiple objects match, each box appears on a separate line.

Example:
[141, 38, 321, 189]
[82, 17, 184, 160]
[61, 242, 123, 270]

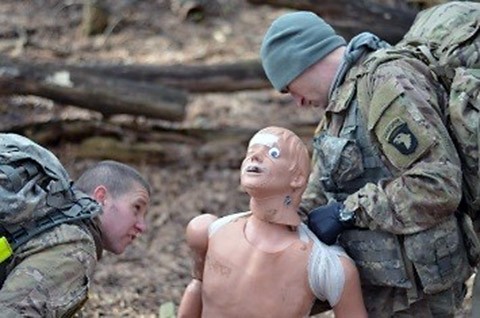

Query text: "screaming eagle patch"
[385, 118, 418, 155]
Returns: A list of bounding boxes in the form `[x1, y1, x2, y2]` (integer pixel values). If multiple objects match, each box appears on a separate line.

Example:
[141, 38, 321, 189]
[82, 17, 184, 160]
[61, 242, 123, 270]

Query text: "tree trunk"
[6, 118, 317, 166]
[247, 0, 419, 44]
[0, 56, 188, 121]
[76, 59, 270, 93]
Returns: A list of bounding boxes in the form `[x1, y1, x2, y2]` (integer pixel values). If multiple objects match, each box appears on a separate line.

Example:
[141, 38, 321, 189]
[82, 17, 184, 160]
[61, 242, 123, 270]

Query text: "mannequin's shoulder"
[185, 214, 218, 250]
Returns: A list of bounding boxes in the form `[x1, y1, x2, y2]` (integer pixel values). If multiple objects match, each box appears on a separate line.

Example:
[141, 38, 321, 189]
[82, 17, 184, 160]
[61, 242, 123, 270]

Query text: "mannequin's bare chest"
[201, 218, 314, 317]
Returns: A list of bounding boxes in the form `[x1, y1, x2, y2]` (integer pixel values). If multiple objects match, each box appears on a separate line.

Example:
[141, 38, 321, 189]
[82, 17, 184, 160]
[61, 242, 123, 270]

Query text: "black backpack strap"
[0, 258, 7, 288]
[0, 196, 101, 263]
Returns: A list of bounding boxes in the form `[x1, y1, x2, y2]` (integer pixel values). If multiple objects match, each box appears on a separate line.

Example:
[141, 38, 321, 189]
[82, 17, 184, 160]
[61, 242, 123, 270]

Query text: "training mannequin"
[178, 126, 367, 318]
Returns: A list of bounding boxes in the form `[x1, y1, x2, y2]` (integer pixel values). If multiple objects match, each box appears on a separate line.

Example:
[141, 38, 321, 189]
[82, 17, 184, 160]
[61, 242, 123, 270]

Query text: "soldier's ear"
[92, 185, 108, 206]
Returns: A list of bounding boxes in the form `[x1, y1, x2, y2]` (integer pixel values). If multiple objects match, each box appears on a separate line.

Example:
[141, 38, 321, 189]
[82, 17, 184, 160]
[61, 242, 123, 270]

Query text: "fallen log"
[247, 0, 418, 44]
[0, 56, 188, 121]
[5, 118, 317, 166]
[75, 59, 270, 93]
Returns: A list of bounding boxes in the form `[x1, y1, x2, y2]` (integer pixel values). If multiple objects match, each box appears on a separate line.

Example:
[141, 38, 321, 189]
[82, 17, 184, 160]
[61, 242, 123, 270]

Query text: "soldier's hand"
[307, 202, 354, 245]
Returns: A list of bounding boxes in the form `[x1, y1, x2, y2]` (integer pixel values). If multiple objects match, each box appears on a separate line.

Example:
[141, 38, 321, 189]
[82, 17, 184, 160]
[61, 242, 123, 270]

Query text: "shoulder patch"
[385, 118, 418, 155]
[372, 105, 435, 169]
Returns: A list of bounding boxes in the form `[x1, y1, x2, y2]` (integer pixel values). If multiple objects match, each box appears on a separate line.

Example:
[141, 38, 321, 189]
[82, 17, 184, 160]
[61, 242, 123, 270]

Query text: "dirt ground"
[0, 0, 474, 317]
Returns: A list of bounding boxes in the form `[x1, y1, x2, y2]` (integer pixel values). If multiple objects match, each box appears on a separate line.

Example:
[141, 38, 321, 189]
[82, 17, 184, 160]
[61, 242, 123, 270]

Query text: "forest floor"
[0, 0, 474, 317]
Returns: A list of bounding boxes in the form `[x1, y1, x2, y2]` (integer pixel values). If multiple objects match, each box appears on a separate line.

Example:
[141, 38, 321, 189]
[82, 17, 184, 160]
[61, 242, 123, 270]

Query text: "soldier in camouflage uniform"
[0, 160, 151, 317]
[260, 11, 473, 318]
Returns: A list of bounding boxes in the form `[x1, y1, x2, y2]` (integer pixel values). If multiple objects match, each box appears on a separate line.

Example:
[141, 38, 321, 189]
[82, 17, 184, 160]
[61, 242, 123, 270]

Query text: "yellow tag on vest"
[0, 236, 13, 263]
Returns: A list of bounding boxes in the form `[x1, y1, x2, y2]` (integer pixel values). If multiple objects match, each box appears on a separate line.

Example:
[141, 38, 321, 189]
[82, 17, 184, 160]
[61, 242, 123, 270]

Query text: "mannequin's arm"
[178, 214, 218, 318]
[332, 256, 368, 318]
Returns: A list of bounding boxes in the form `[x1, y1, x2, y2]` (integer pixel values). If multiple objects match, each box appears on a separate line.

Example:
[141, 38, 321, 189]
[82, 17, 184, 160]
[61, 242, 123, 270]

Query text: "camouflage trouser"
[362, 282, 467, 318]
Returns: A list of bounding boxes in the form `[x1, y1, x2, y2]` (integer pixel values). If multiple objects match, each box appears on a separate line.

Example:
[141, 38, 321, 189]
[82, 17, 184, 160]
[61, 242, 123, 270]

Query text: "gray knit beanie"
[260, 11, 346, 92]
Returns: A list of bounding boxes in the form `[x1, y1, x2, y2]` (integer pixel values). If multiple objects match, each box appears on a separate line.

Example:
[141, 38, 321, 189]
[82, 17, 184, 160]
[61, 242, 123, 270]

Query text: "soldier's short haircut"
[75, 160, 151, 198]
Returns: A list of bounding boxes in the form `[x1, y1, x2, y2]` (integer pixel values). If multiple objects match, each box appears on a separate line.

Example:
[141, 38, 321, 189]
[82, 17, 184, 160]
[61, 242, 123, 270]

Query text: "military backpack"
[0, 133, 101, 275]
[395, 2, 480, 313]
[396, 1, 480, 220]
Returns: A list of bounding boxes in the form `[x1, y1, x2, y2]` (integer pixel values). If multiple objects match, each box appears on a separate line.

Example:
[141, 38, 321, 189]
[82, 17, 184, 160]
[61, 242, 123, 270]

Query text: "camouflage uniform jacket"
[301, 48, 472, 300]
[0, 219, 103, 317]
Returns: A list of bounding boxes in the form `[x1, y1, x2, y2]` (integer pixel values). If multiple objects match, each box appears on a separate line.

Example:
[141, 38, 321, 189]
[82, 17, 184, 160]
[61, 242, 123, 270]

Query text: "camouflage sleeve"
[0, 223, 97, 318]
[344, 58, 463, 234]
[299, 148, 329, 217]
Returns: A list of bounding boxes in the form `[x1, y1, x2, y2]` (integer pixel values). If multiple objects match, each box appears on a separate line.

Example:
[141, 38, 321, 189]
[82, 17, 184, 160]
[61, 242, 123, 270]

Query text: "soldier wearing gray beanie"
[258, 5, 473, 318]
[260, 11, 346, 93]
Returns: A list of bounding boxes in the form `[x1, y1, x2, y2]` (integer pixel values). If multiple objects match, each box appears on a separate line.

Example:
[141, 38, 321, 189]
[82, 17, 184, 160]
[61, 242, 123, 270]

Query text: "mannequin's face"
[240, 131, 294, 196]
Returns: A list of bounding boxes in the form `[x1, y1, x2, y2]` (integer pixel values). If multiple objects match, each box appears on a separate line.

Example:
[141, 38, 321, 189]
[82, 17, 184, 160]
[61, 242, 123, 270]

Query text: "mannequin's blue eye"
[269, 147, 280, 158]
